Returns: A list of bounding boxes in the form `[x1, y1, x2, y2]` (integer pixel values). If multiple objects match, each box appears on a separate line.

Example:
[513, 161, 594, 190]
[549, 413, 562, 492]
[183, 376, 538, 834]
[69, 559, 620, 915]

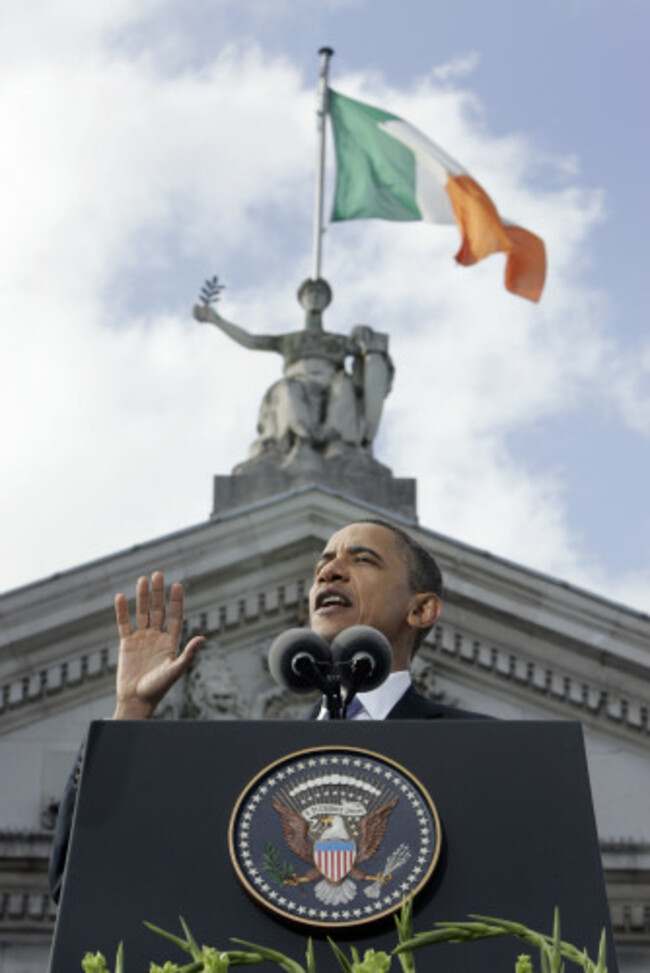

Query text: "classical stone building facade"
[1, 484, 649, 972]
[2, 278, 649, 970]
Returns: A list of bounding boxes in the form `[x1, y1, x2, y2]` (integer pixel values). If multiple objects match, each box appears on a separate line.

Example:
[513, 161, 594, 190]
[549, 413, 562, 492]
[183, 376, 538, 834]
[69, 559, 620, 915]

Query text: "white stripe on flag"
[380, 119, 458, 224]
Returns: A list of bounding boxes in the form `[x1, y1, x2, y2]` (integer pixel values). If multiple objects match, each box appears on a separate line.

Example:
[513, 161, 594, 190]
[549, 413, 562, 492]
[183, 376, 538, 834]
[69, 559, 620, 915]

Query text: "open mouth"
[314, 587, 353, 611]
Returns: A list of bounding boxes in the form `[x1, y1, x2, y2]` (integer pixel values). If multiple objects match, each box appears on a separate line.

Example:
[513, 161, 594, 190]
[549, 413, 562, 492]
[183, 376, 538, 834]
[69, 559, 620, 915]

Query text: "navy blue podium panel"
[49, 720, 617, 972]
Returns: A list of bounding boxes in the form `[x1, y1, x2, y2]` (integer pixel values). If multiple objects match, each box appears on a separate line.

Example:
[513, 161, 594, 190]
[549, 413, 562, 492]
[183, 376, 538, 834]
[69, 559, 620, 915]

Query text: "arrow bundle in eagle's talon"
[364, 843, 411, 899]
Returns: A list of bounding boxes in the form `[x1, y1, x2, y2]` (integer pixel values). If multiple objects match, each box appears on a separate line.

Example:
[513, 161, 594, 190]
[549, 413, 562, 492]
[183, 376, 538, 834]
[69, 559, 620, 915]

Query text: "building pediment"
[1, 486, 647, 740]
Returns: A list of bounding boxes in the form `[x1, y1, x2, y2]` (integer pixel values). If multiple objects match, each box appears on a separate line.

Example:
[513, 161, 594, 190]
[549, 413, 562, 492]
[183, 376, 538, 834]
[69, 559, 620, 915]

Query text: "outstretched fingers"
[136, 576, 150, 631]
[168, 635, 205, 680]
[115, 572, 201, 657]
[114, 592, 133, 639]
[167, 581, 185, 645]
[149, 571, 166, 630]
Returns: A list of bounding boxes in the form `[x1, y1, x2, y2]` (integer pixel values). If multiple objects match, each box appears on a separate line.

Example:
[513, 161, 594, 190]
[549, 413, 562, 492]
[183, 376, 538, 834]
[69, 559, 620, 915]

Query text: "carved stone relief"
[411, 650, 457, 707]
[183, 642, 246, 719]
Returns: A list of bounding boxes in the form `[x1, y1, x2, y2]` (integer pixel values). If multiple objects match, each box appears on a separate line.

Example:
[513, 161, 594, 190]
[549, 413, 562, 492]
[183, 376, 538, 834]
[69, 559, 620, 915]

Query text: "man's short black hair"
[354, 518, 442, 653]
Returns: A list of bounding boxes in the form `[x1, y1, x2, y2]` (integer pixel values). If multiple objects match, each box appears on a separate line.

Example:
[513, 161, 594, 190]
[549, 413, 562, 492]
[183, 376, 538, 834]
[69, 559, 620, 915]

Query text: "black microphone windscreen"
[330, 625, 393, 691]
[268, 628, 333, 694]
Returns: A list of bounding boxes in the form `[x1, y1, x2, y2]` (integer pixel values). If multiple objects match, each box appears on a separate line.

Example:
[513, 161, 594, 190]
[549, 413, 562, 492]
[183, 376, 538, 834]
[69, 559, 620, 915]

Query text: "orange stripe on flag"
[502, 224, 546, 303]
[446, 174, 546, 302]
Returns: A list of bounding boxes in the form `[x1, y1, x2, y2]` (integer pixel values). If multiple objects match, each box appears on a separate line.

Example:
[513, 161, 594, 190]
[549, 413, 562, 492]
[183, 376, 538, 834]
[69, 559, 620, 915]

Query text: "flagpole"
[312, 47, 334, 281]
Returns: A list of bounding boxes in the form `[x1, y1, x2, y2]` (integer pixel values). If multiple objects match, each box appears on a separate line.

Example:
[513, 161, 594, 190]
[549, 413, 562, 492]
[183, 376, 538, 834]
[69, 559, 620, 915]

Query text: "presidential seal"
[228, 746, 441, 928]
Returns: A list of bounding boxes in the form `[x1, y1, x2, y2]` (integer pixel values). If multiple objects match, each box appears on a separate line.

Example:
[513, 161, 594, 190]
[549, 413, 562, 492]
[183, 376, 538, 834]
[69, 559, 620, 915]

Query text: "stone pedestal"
[211, 450, 417, 520]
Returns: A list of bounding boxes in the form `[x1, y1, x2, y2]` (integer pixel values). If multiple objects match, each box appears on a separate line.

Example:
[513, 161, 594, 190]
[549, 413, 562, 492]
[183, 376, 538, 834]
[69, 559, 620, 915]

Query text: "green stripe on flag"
[328, 88, 422, 223]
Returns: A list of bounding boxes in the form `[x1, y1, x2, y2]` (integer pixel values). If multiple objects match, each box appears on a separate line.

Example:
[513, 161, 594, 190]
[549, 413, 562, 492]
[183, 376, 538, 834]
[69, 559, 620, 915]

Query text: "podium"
[49, 719, 617, 972]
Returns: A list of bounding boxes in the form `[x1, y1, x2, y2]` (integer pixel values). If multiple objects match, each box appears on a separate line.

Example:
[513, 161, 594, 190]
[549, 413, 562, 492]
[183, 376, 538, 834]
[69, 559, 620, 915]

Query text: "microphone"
[268, 625, 393, 719]
[330, 626, 393, 701]
[268, 629, 333, 695]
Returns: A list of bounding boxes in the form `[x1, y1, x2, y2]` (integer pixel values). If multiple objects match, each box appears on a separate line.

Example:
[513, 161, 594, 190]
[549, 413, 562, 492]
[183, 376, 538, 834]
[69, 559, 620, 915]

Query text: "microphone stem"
[325, 674, 343, 720]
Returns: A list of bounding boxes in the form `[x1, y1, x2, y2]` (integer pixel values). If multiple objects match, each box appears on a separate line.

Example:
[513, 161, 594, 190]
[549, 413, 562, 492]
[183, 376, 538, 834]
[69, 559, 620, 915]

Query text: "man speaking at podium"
[308, 519, 478, 721]
[50, 518, 479, 899]
[113, 518, 474, 723]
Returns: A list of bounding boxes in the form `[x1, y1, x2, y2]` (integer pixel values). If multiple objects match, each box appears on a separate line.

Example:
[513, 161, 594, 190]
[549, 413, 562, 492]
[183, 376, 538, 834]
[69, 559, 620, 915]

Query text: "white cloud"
[608, 341, 650, 436]
[0, 17, 644, 617]
[605, 569, 650, 616]
[0, 0, 165, 65]
[244, 0, 361, 13]
[1, 46, 312, 291]
[432, 53, 480, 83]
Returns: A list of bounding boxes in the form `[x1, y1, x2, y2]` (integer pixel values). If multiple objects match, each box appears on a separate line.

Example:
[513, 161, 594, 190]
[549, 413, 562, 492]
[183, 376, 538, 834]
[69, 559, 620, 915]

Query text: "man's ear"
[407, 592, 441, 630]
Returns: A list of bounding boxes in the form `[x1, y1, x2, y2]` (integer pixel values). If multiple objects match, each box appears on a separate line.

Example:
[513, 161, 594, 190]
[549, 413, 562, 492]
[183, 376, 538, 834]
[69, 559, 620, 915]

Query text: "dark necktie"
[344, 696, 364, 719]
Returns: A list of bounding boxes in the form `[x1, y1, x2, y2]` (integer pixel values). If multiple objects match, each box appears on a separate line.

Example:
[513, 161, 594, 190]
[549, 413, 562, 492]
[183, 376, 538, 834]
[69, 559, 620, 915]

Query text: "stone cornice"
[2, 597, 647, 746]
[0, 831, 52, 858]
[2, 592, 649, 745]
[0, 488, 648, 741]
[416, 529, 650, 675]
[0, 579, 312, 733]
[422, 622, 649, 743]
[0, 831, 55, 943]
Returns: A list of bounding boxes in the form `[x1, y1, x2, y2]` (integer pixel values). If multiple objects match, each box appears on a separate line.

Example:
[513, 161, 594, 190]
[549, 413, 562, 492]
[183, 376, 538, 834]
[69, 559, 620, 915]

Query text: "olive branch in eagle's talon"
[262, 841, 297, 887]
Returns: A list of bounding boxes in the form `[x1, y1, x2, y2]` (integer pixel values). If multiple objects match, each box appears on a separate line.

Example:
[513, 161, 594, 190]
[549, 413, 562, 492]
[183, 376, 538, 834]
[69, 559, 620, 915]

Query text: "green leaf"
[327, 937, 354, 973]
[393, 898, 415, 973]
[224, 952, 266, 967]
[115, 942, 124, 973]
[231, 939, 305, 973]
[468, 914, 546, 950]
[594, 927, 608, 973]
[136, 905, 605, 973]
[143, 920, 192, 955]
[540, 948, 551, 973]
[305, 938, 316, 973]
[179, 918, 201, 960]
[472, 914, 551, 957]
[395, 923, 504, 952]
[394, 944, 415, 972]
[547, 907, 560, 973]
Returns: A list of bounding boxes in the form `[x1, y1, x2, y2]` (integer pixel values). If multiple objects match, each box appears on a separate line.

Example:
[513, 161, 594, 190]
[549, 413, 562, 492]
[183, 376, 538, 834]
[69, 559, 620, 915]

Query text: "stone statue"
[193, 278, 393, 469]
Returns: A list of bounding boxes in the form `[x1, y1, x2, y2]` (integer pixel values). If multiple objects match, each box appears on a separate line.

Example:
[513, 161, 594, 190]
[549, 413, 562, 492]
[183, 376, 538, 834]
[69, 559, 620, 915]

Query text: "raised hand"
[193, 302, 220, 325]
[112, 572, 204, 720]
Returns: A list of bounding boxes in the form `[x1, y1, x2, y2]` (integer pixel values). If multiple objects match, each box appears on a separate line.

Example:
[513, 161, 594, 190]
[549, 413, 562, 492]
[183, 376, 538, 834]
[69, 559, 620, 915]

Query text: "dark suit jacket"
[311, 684, 487, 721]
[49, 744, 83, 903]
[385, 684, 486, 719]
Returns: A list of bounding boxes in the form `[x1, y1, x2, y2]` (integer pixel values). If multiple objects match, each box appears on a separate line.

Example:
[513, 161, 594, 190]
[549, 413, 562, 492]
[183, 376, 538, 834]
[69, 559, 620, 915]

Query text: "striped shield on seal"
[314, 840, 357, 883]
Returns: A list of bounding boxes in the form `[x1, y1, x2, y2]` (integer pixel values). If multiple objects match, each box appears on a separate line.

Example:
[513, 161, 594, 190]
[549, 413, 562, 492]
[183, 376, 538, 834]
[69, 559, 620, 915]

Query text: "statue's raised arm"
[193, 302, 280, 354]
[191, 274, 412, 518]
[193, 275, 393, 469]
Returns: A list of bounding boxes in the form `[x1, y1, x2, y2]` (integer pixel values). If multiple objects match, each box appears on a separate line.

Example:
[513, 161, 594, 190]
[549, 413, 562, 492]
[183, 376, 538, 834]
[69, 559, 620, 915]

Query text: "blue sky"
[0, 0, 648, 612]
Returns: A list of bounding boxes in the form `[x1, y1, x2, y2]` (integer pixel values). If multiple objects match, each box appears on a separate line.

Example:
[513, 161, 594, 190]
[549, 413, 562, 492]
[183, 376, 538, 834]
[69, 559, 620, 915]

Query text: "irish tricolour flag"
[328, 88, 546, 302]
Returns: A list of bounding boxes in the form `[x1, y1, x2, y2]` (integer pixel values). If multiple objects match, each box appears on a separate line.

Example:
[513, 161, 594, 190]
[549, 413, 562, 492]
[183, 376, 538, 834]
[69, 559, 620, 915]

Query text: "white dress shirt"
[317, 670, 412, 720]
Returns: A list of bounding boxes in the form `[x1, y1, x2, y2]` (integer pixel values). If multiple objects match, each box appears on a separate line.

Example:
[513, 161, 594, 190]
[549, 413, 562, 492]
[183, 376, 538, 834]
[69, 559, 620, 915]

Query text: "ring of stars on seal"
[228, 746, 441, 928]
